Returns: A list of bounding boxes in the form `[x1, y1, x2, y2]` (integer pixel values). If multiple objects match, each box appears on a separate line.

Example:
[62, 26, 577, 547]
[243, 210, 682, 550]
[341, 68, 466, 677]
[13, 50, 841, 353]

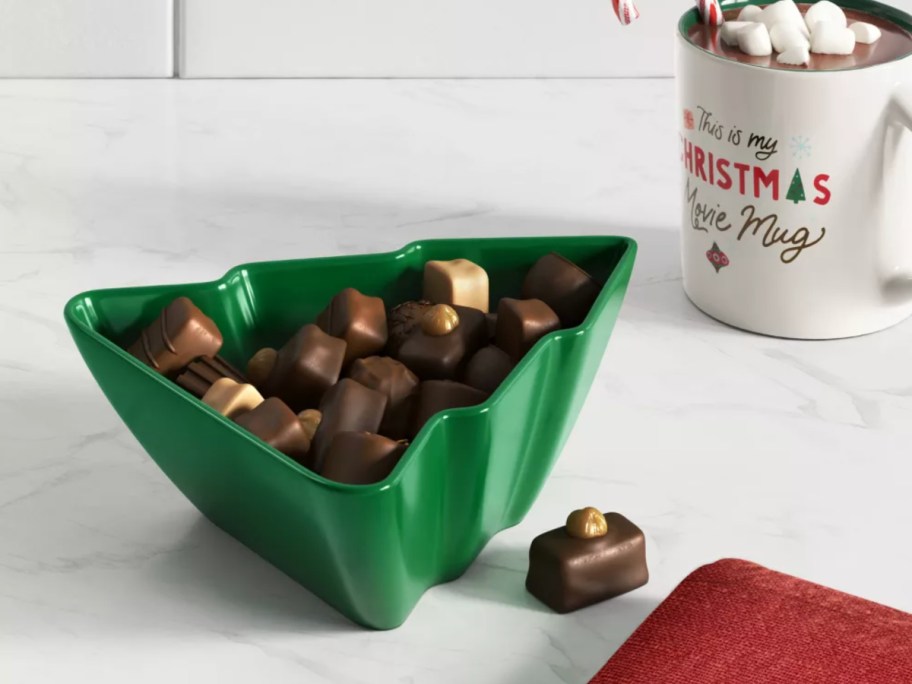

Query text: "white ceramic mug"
[676, 0, 912, 339]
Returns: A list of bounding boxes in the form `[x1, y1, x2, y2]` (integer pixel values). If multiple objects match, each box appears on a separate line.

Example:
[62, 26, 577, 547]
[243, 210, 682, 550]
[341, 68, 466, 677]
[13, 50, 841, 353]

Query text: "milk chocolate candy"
[128, 297, 223, 377]
[309, 378, 388, 471]
[397, 305, 487, 380]
[316, 288, 388, 366]
[494, 298, 561, 361]
[411, 380, 489, 437]
[176, 355, 247, 398]
[202, 378, 265, 420]
[320, 432, 408, 485]
[348, 356, 419, 440]
[424, 259, 490, 313]
[387, 300, 433, 355]
[525, 511, 648, 614]
[266, 324, 346, 412]
[522, 253, 601, 327]
[234, 397, 312, 464]
[463, 345, 515, 394]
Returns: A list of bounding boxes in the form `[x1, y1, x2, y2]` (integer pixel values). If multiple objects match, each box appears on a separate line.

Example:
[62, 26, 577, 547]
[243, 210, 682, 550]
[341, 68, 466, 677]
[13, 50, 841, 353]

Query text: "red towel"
[589, 559, 912, 684]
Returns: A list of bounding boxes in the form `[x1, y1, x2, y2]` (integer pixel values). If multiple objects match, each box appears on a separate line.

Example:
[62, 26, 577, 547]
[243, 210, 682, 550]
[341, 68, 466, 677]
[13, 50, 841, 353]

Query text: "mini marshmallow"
[811, 21, 856, 54]
[777, 45, 811, 65]
[850, 21, 882, 44]
[721, 21, 754, 46]
[805, 0, 847, 30]
[760, 0, 804, 30]
[770, 22, 810, 52]
[738, 4, 763, 22]
[739, 22, 774, 57]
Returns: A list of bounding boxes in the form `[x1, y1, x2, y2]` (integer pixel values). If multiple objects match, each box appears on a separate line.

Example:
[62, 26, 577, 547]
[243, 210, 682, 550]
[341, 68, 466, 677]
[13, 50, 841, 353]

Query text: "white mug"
[676, 0, 912, 339]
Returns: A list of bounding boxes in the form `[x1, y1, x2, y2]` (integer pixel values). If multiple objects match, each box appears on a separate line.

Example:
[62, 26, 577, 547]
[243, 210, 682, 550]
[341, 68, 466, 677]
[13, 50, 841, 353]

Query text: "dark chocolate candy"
[348, 356, 419, 440]
[176, 355, 247, 398]
[494, 298, 560, 361]
[309, 378, 388, 471]
[485, 313, 497, 340]
[265, 324, 346, 412]
[525, 512, 648, 614]
[522, 252, 601, 327]
[316, 288, 388, 365]
[234, 397, 311, 464]
[463, 345, 515, 394]
[396, 305, 486, 380]
[127, 297, 223, 377]
[387, 300, 433, 355]
[320, 432, 408, 485]
[411, 380, 489, 437]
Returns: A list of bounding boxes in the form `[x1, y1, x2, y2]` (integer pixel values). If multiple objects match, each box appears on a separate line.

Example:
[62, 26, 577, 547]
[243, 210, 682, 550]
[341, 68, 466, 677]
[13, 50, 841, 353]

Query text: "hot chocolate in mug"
[677, 0, 912, 339]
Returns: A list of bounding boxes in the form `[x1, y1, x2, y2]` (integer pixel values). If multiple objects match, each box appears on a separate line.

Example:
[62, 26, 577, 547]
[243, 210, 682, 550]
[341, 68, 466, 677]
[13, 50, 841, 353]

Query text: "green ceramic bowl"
[65, 236, 636, 629]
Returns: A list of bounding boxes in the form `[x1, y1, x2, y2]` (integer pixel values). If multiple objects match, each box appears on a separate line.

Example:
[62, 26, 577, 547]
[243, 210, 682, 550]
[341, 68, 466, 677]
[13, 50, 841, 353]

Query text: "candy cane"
[611, 0, 641, 26]
[696, 0, 725, 25]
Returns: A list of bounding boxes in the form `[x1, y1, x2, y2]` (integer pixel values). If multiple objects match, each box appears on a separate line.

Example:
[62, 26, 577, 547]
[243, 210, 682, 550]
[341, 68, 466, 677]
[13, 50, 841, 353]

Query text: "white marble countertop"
[2, 79, 912, 684]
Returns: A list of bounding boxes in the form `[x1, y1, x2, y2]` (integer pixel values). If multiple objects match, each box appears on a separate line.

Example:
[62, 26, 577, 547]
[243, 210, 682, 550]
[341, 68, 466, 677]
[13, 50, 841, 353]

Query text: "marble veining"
[1, 78, 912, 683]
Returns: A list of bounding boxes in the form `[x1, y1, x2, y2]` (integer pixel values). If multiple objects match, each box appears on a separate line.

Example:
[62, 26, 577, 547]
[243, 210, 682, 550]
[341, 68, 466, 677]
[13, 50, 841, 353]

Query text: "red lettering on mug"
[813, 174, 831, 206]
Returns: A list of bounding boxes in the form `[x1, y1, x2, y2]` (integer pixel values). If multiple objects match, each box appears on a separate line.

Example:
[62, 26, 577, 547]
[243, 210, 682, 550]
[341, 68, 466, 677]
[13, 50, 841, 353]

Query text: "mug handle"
[882, 86, 912, 303]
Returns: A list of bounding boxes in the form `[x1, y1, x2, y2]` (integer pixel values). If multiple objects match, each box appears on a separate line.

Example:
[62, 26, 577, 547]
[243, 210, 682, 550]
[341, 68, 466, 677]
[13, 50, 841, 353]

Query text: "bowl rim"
[64, 235, 637, 494]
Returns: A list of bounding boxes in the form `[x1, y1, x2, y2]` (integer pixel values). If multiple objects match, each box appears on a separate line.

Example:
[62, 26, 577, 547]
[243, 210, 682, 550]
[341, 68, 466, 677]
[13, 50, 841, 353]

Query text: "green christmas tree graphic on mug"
[786, 169, 806, 204]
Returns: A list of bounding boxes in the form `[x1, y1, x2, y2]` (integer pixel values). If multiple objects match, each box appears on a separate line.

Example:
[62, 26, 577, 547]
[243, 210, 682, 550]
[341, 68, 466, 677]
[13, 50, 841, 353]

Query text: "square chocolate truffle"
[265, 324, 346, 412]
[526, 511, 648, 614]
[127, 297, 223, 378]
[494, 298, 561, 362]
[309, 378, 388, 471]
[522, 253, 601, 327]
[234, 397, 312, 464]
[396, 305, 487, 380]
[463, 345, 515, 394]
[348, 356, 419, 440]
[202, 378, 264, 420]
[320, 432, 408, 485]
[316, 288, 388, 366]
[423, 259, 490, 313]
[411, 380, 489, 438]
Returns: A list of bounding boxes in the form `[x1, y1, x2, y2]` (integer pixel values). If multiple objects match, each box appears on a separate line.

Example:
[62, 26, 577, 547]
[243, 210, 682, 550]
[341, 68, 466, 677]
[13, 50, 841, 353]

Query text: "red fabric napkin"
[589, 559, 912, 684]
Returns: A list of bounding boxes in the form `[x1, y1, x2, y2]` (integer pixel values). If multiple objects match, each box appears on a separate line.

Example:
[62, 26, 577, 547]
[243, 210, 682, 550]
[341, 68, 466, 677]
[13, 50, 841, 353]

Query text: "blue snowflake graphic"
[790, 135, 812, 159]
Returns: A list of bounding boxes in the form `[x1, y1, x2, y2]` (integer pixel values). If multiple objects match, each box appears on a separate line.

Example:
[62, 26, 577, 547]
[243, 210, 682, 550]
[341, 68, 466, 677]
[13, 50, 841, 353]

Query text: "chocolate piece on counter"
[525, 511, 648, 614]
[309, 379, 388, 471]
[387, 299, 433, 355]
[424, 259, 490, 313]
[176, 355, 247, 398]
[266, 324, 346, 411]
[349, 356, 419, 440]
[234, 397, 312, 464]
[411, 380, 489, 437]
[316, 288, 388, 365]
[127, 297, 223, 377]
[463, 345, 515, 394]
[246, 347, 277, 389]
[522, 252, 601, 327]
[202, 378, 264, 420]
[494, 298, 561, 361]
[397, 305, 487, 380]
[320, 432, 408, 485]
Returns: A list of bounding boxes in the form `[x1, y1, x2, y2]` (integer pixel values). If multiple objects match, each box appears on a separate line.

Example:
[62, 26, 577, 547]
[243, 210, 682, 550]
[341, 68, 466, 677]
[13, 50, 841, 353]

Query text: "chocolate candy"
[525, 510, 648, 614]
[265, 324, 346, 412]
[494, 298, 561, 361]
[485, 312, 497, 340]
[202, 378, 264, 419]
[424, 259, 490, 313]
[397, 305, 487, 380]
[348, 356, 419, 440]
[522, 253, 601, 327]
[387, 299, 432, 355]
[309, 378, 388, 471]
[320, 432, 408, 485]
[176, 355, 247, 398]
[316, 288, 388, 366]
[297, 409, 322, 444]
[128, 297, 223, 377]
[463, 345, 515, 394]
[246, 347, 277, 389]
[412, 380, 489, 437]
[234, 397, 312, 464]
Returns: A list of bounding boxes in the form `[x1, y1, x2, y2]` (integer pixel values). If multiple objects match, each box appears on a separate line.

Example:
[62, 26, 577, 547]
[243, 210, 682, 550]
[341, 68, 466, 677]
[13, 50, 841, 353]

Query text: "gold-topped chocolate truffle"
[566, 507, 609, 539]
[247, 347, 278, 388]
[422, 304, 460, 337]
[297, 408, 322, 443]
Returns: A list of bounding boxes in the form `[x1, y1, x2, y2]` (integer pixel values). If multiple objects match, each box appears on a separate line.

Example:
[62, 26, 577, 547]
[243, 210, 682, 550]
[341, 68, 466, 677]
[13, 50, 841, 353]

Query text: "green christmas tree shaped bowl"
[64, 235, 636, 629]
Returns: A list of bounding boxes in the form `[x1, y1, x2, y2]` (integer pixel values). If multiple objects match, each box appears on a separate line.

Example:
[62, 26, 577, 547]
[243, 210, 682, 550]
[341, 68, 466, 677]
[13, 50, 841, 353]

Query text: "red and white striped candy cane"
[696, 0, 725, 25]
[611, 0, 641, 25]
